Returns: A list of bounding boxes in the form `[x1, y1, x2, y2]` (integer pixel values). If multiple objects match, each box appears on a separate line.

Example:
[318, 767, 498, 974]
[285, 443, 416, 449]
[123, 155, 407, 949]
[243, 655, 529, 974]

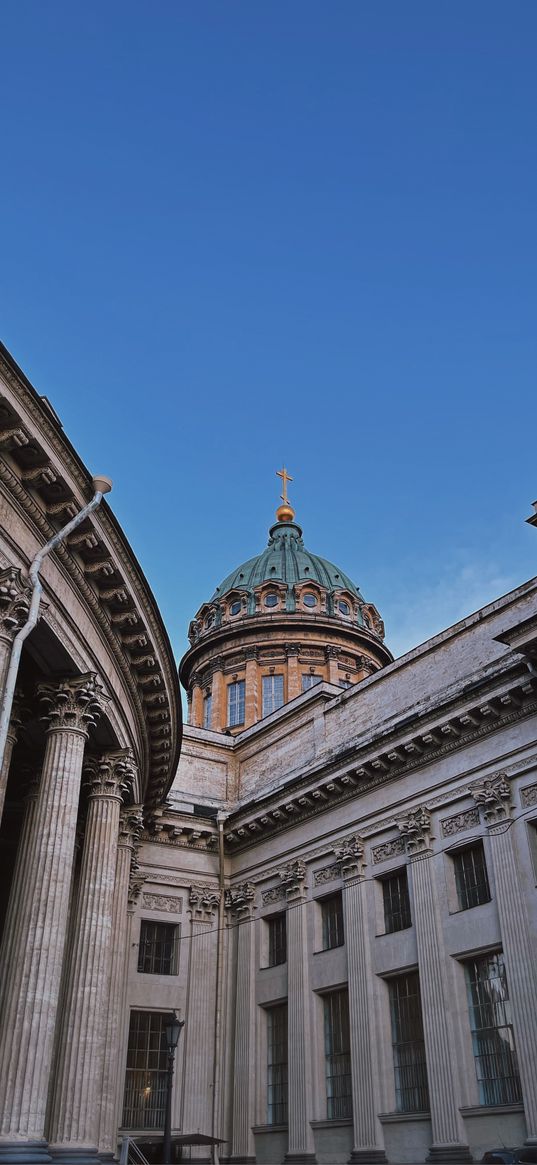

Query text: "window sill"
[378, 1111, 431, 1124]
[448, 900, 492, 916]
[252, 1124, 288, 1134]
[314, 944, 345, 954]
[310, 1118, 352, 1129]
[459, 1104, 524, 1117]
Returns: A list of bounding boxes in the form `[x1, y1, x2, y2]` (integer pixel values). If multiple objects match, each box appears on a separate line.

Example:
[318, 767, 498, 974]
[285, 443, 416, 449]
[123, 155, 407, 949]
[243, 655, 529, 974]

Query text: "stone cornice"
[0, 346, 181, 808]
[224, 668, 537, 851]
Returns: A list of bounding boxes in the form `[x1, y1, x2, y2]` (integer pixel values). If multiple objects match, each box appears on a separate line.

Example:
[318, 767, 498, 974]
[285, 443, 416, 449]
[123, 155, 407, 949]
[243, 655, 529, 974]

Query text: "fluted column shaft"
[230, 888, 256, 1164]
[342, 867, 386, 1163]
[0, 675, 105, 1160]
[0, 777, 40, 1017]
[281, 864, 316, 1165]
[182, 889, 220, 1160]
[0, 694, 24, 824]
[98, 806, 143, 1158]
[48, 752, 135, 1159]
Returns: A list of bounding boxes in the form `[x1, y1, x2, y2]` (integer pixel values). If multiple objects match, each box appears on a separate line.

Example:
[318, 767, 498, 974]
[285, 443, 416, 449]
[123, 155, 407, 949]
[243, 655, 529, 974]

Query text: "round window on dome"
[230, 601, 242, 616]
[264, 593, 279, 608]
[303, 593, 318, 608]
[338, 600, 350, 616]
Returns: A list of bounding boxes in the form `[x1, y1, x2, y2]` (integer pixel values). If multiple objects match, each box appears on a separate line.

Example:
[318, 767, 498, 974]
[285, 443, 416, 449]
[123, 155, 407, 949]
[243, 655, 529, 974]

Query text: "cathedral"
[0, 342, 536, 1165]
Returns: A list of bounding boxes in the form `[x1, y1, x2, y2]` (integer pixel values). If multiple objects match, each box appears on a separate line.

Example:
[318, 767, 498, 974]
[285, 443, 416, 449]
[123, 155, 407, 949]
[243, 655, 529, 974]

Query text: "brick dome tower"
[180, 471, 392, 733]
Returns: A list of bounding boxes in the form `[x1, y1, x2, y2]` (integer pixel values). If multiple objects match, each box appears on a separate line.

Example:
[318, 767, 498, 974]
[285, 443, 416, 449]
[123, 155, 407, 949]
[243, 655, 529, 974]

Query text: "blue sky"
[1, 1, 536, 671]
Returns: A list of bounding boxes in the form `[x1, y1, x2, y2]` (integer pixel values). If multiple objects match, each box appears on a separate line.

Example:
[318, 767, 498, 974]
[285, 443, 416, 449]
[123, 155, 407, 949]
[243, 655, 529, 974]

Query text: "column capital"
[189, 882, 221, 920]
[285, 642, 301, 658]
[333, 833, 366, 880]
[38, 673, 108, 737]
[325, 645, 341, 660]
[0, 566, 32, 643]
[279, 857, 308, 902]
[225, 881, 256, 920]
[128, 869, 146, 908]
[119, 804, 144, 850]
[245, 646, 258, 661]
[83, 748, 137, 801]
[396, 805, 432, 856]
[468, 772, 513, 824]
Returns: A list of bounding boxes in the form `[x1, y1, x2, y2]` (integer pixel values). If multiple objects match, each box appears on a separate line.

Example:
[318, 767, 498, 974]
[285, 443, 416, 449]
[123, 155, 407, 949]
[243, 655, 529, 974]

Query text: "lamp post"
[163, 1013, 184, 1165]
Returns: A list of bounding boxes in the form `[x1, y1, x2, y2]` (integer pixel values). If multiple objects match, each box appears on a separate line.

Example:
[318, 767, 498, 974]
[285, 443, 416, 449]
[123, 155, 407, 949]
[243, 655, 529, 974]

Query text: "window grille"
[382, 870, 411, 933]
[122, 1011, 168, 1129]
[321, 893, 344, 950]
[203, 692, 212, 730]
[324, 990, 352, 1119]
[389, 973, 429, 1113]
[138, 921, 179, 976]
[301, 674, 322, 691]
[267, 914, 287, 966]
[465, 952, 521, 1106]
[453, 844, 491, 910]
[228, 680, 245, 727]
[262, 674, 284, 716]
[267, 1004, 288, 1125]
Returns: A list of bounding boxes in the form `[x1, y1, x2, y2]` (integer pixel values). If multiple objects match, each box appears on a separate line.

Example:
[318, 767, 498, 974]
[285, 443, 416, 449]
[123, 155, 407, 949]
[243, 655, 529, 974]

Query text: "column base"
[49, 1148, 100, 1165]
[349, 1152, 387, 1164]
[0, 1144, 51, 1164]
[284, 1155, 317, 1165]
[427, 1146, 473, 1163]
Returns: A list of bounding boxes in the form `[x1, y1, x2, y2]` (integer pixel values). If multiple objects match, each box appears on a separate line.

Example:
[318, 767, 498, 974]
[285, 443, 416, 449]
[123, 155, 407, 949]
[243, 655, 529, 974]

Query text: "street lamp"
[163, 1013, 184, 1165]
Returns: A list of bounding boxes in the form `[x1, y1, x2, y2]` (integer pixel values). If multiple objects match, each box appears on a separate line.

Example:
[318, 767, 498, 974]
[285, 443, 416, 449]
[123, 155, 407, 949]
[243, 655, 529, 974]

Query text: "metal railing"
[119, 1137, 152, 1165]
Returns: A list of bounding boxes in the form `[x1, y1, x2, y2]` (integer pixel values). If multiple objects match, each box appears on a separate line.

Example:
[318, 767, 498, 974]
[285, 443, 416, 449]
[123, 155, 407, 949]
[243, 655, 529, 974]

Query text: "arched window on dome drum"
[262, 674, 284, 717]
[264, 593, 279, 608]
[303, 593, 318, 608]
[228, 680, 245, 727]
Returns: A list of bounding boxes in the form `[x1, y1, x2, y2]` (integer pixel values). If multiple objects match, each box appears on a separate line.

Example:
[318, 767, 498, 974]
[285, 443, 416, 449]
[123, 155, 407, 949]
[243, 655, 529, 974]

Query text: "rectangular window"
[528, 820, 537, 881]
[262, 674, 284, 716]
[267, 1004, 288, 1125]
[203, 692, 212, 730]
[138, 921, 179, 976]
[122, 1011, 168, 1129]
[389, 972, 429, 1113]
[453, 844, 491, 910]
[302, 674, 322, 691]
[324, 989, 352, 1119]
[267, 914, 287, 967]
[382, 870, 411, 934]
[321, 893, 344, 950]
[465, 952, 522, 1106]
[228, 680, 245, 727]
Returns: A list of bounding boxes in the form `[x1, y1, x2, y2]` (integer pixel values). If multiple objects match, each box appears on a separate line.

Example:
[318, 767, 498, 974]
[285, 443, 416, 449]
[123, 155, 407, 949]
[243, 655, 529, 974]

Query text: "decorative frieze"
[371, 837, 406, 864]
[441, 807, 480, 837]
[521, 782, 537, 808]
[396, 806, 432, 856]
[141, 893, 182, 913]
[314, 863, 340, 886]
[468, 773, 513, 824]
[261, 884, 286, 905]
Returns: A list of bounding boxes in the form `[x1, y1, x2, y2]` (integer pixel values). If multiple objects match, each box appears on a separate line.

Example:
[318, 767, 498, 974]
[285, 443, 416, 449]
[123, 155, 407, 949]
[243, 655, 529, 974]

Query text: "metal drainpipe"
[0, 474, 112, 775]
[211, 809, 228, 1165]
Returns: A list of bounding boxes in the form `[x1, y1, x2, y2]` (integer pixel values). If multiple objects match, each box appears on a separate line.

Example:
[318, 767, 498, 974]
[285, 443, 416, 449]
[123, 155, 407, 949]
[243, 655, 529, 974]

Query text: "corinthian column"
[0, 674, 106, 1164]
[48, 750, 136, 1164]
[468, 774, 537, 1144]
[228, 883, 257, 1164]
[396, 808, 471, 1164]
[333, 837, 386, 1165]
[279, 860, 316, 1165]
[182, 884, 222, 1160]
[98, 805, 143, 1159]
[0, 773, 40, 1016]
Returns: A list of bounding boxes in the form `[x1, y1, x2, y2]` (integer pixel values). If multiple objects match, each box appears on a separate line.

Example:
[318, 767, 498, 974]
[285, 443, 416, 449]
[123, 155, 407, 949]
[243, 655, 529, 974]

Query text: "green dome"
[211, 521, 363, 601]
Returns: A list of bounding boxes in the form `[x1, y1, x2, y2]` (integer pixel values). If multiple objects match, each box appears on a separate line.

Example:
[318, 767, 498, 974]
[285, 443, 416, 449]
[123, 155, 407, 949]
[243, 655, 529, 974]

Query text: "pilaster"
[325, 645, 341, 686]
[244, 648, 258, 727]
[279, 860, 316, 1165]
[0, 675, 107, 1163]
[182, 885, 222, 1161]
[227, 883, 257, 1165]
[468, 774, 537, 1143]
[211, 657, 225, 732]
[333, 837, 386, 1165]
[285, 644, 301, 702]
[396, 808, 472, 1163]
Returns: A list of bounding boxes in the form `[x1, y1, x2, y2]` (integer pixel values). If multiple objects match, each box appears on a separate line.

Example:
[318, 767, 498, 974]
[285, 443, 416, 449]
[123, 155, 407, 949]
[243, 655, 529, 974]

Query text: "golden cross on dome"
[276, 466, 293, 504]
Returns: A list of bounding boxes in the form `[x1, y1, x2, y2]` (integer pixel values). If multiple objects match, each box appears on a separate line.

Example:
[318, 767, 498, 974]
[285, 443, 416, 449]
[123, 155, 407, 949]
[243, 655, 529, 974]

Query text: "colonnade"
[0, 598, 142, 1165]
